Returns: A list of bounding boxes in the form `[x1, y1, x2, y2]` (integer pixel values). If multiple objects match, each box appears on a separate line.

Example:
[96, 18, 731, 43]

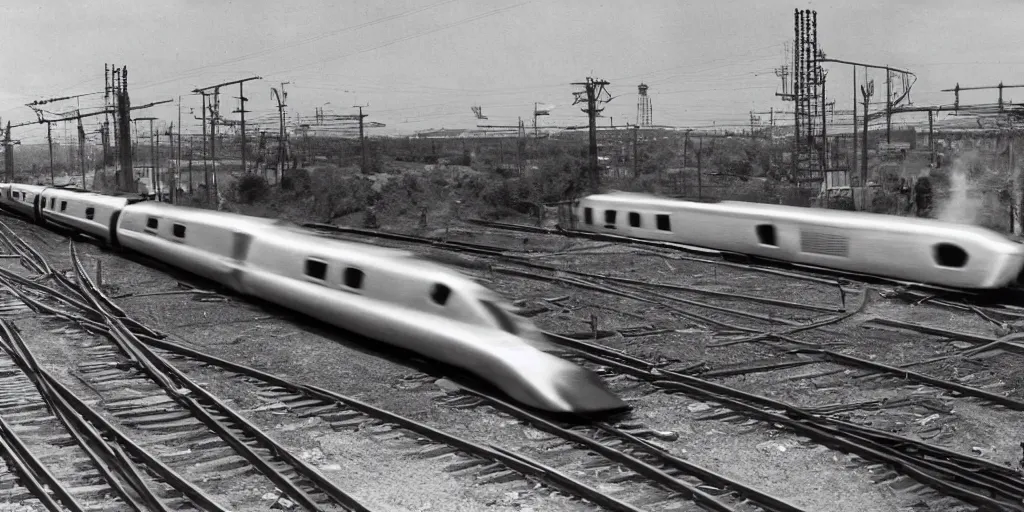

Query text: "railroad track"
[529, 326, 1024, 512]
[8, 217, 1020, 510]
[0, 221, 816, 511]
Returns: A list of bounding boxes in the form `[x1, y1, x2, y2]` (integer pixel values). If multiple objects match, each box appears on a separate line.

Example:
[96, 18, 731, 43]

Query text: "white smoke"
[934, 152, 985, 225]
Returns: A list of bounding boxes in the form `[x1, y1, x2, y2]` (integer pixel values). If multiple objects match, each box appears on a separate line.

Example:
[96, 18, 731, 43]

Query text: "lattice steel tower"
[791, 9, 827, 186]
[636, 83, 652, 127]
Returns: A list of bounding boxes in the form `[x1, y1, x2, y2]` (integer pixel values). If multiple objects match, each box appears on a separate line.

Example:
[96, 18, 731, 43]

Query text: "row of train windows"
[583, 207, 672, 231]
[145, 217, 187, 238]
[38, 198, 98, 220]
[302, 258, 453, 306]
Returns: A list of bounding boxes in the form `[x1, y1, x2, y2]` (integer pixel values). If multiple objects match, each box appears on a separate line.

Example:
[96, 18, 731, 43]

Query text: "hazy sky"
[2, 0, 1024, 143]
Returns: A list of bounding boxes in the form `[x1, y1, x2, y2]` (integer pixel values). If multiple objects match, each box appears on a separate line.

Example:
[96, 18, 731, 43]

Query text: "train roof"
[41, 188, 140, 208]
[583, 192, 1014, 240]
[124, 201, 281, 229]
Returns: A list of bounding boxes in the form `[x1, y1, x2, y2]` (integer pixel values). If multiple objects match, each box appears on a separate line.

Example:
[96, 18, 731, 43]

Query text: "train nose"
[551, 365, 631, 416]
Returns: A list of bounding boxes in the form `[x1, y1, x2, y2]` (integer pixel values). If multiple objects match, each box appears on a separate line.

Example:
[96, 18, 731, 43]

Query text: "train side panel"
[115, 202, 274, 287]
[4, 184, 47, 220]
[576, 193, 1024, 289]
[38, 189, 131, 243]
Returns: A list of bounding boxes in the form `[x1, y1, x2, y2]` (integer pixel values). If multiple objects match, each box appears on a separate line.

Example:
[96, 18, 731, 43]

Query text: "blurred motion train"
[575, 192, 1024, 290]
[0, 182, 628, 416]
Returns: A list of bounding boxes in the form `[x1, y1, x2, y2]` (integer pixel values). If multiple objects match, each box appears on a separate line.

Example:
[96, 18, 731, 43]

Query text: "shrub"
[233, 174, 270, 204]
[281, 168, 311, 191]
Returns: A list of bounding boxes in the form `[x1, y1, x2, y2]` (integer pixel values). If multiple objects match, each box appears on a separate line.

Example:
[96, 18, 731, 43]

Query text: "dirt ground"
[1, 210, 1022, 511]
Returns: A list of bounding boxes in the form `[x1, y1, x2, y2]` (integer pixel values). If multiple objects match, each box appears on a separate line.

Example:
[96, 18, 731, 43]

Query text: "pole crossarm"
[192, 76, 262, 93]
[22, 99, 173, 125]
[819, 58, 914, 75]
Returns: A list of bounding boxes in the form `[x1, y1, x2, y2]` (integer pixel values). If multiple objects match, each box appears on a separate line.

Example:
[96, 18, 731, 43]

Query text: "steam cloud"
[933, 151, 985, 226]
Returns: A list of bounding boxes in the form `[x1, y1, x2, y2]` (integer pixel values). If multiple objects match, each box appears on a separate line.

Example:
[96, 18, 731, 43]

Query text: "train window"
[146, 217, 158, 230]
[50, 198, 55, 210]
[304, 259, 328, 280]
[86, 208, 95, 220]
[172, 224, 186, 238]
[583, 207, 593, 225]
[656, 214, 671, 231]
[756, 224, 777, 246]
[479, 300, 520, 335]
[343, 267, 364, 289]
[430, 283, 451, 306]
[628, 212, 641, 228]
[934, 243, 969, 268]
[60, 201, 67, 212]
[604, 210, 617, 227]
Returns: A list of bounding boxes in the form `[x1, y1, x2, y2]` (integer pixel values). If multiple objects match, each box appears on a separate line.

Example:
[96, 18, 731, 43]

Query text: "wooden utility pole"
[77, 117, 86, 188]
[46, 122, 54, 185]
[198, 92, 209, 203]
[852, 68, 857, 181]
[572, 77, 611, 190]
[860, 78, 874, 208]
[271, 83, 289, 185]
[234, 84, 249, 172]
[211, 89, 218, 206]
[885, 68, 892, 144]
[1007, 138, 1015, 237]
[354, 105, 368, 174]
[166, 124, 174, 203]
[3, 121, 12, 182]
[928, 110, 935, 165]
[188, 136, 194, 194]
[177, 96, 182, 191]
[192, 76, 261, 204]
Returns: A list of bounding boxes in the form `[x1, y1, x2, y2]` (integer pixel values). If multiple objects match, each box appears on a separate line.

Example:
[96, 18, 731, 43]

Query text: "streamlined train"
[575, 192, 1024, 290]
[0, 184, 628, 416]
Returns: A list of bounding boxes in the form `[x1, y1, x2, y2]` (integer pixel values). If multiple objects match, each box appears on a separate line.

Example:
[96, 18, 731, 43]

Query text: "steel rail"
[70, 241, 372, 512]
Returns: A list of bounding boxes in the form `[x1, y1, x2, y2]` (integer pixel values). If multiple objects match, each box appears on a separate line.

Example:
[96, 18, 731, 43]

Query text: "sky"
[2, 0, 1024, 144]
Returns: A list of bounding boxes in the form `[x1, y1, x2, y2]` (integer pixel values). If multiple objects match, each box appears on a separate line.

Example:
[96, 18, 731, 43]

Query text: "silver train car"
[1, 183, 47, 222]
[575, 192, 1024, 289]
[0, 187, 627, 415]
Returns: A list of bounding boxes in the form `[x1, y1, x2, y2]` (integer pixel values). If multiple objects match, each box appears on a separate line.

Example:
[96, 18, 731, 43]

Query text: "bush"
[281, 168, 311, 191]
[233, 174, 270, 204]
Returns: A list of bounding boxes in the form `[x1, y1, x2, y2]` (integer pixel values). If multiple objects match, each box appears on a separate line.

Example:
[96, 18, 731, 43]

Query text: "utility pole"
[3, 121, 13, 182]
[166, 123, 174, 203]
[354, 105, 369, 174]
[46, 122, 54, 185]
[192, 76, 261, 205]
[861, 78, 874, 207]
[177, 96, 182, 188]
[271, 83, 289, 185]
[572, 77, 611, 190]
[188, 135, 194, 194]
[199, 92, 209, 203]
[928, 110, 935, 165]
[234, 84, 249, 173]
[852, 68, 857, 182]
[886, 68, 892, 144]
[77, 117, 86, 188]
